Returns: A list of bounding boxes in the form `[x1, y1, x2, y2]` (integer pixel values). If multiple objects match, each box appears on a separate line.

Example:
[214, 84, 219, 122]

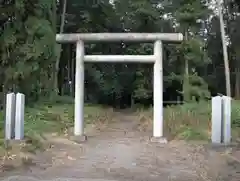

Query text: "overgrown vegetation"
[137, 100, 240, 141]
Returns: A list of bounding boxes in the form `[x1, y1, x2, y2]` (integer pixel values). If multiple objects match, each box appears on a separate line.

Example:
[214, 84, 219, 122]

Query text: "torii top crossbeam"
[56, 33, 183, 42]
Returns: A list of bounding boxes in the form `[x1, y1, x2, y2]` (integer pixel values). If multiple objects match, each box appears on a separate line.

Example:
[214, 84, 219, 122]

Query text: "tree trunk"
[71, 45, 75, 97]
[235, 68, 240, 99]
[53, 0, 67, 95]
[218, 1, 231, 97]
[60, 65, 65, 95]
[67, 45, 71, 95]
[183, 30, 190, 102]
[235, 51, 240, 99]
[50, 0, 57, 99]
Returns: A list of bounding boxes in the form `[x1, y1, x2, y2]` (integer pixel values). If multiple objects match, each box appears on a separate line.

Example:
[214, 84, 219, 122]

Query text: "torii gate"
[56, 33, 183, 142]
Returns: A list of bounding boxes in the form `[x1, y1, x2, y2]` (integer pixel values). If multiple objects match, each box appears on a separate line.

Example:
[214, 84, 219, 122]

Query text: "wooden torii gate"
[56, 33, 183, 142]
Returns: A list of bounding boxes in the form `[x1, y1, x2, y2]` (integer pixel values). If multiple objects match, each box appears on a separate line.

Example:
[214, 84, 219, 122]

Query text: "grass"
[136, 100, 240, 141]
[0, 97, 114, 169]
[22, 102, 113, 151]
[0, 96, 240, 166]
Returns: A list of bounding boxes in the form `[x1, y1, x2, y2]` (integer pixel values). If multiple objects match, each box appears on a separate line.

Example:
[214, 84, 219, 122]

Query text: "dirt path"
[1, 113, 240, 181]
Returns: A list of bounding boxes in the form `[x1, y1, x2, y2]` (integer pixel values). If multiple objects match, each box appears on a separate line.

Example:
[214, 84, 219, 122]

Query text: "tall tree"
[164, 0, 211, 101]
[218, 0, 231, 97]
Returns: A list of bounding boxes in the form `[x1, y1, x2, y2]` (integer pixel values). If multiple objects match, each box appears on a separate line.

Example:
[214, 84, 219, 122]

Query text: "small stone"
[69, 135, 87, 144]
[67, 156, 76, 160]
[150, 136, 168, 144]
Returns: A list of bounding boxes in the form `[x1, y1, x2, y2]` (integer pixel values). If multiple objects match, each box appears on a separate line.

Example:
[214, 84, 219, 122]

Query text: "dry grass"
[135, 100, 240, 141]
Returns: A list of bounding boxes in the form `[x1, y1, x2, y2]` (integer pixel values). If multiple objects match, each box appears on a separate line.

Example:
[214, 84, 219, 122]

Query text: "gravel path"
[0, 114, 239, 181]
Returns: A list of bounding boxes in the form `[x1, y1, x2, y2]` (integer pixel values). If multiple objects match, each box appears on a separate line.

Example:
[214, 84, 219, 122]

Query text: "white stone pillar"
[74, 40, 85, 136]
[211, 96, 223, 144]
[5, 93, 16, 140]
[15, 93, 25, 140]
[222, 96, 231, 144]
[153, 40, 163, 137]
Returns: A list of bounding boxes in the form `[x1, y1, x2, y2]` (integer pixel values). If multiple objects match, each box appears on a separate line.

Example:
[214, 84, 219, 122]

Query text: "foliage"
[0, 0, 55, 103]
[231, 100, 240, 127]
[1, 0, 240, 106]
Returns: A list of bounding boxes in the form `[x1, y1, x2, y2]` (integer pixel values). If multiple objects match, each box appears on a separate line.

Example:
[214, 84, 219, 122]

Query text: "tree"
[218, 0, 231, 97]
[0, 0, 56, 103]
[53, 0, 67, 96]
[2, 0, 240, 108]
[164, 0, 211, 101]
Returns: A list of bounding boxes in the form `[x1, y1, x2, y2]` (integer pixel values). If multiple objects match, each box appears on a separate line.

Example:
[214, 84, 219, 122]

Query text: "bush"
[231, 100, 240, 127]
[164, 101, 211, 140]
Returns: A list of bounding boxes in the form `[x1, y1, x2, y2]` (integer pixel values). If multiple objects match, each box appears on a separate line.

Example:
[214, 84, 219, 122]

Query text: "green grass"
[0, 97, 114, 155]
[137, 100, 240, 141]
